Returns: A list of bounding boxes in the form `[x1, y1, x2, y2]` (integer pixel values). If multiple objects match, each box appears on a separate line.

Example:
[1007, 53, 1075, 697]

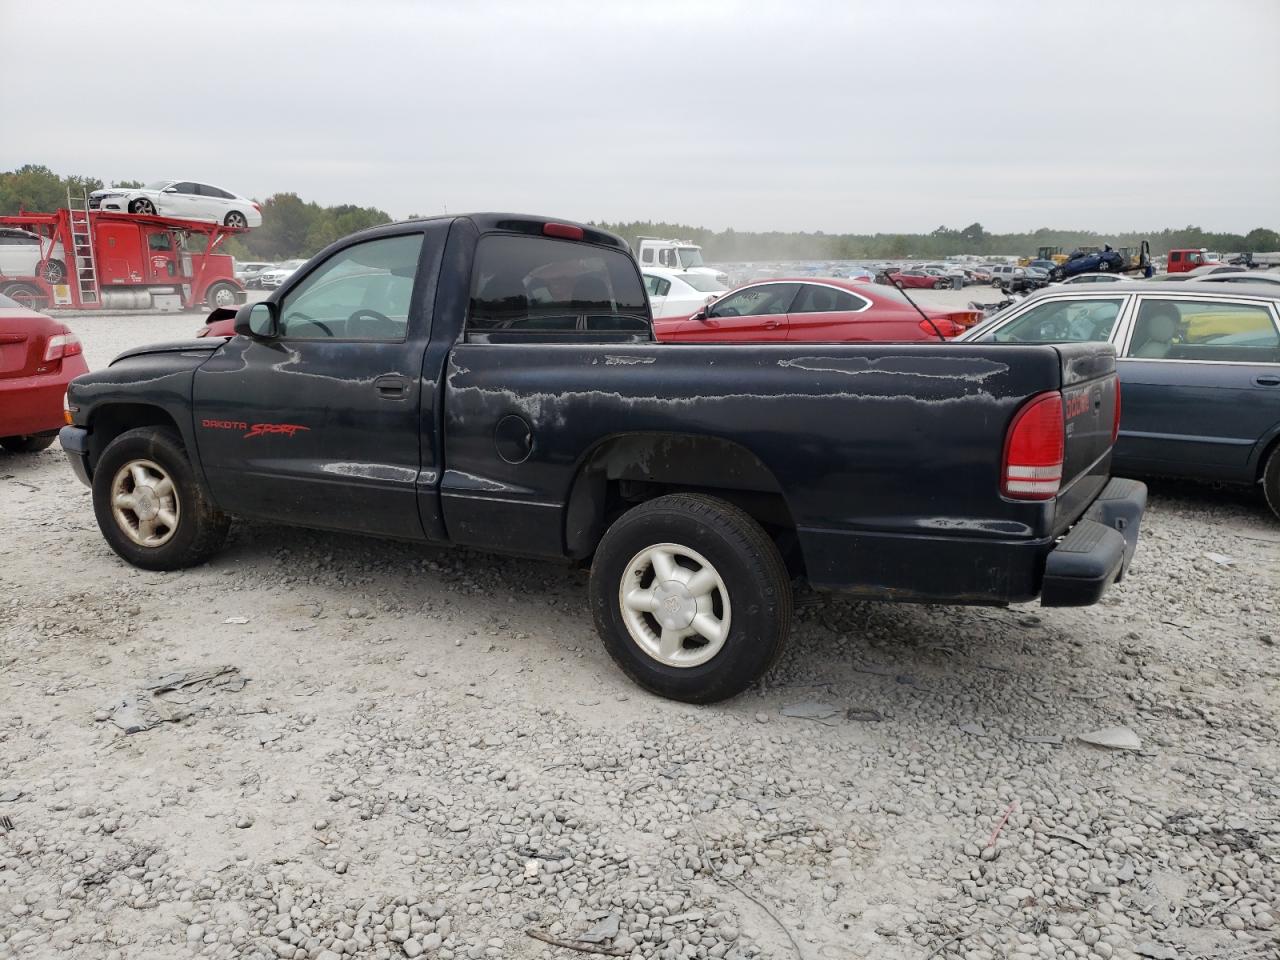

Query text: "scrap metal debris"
[0, 815, 13, 833]
[780, 701, 841, 725]
[1077, 726, 1142, 751]
[101, 665, 248, 734]
[575, 913, 621, 944]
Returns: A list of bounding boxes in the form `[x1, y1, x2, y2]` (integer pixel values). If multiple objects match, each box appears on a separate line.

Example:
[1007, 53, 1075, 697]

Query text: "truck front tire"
[92, 426, 230, 570]
[589, 493, 792, 704]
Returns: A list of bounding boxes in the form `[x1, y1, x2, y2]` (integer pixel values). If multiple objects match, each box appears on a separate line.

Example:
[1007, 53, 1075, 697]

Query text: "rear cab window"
[467, 235, 650, 342]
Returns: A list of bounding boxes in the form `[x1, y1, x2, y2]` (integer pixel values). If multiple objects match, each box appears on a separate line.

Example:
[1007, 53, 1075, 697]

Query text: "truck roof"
[350, 214, 630, 252]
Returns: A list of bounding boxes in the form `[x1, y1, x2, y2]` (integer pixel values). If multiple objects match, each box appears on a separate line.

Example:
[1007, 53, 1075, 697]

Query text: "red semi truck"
[0, 204, 246, 311]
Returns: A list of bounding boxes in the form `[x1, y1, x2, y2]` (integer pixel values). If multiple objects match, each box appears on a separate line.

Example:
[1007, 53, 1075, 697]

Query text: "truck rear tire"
[589, 493, 792, 704]
[92, 426, 230, 570]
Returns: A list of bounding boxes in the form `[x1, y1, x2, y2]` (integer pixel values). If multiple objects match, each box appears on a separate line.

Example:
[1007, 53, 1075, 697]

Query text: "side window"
[655, 278, 671, 297]
[643, 275, 661, 296]
[1126, 299, 1279, 362]
[1170, 252, 1182, 263]
[990, 298, 1124, 343]
[467, 235, 648, 338]
[148, 233, 173, 251]
[641, 249, 654, 264]
[171, 182, 198, 194]
[709, 283, 800, 318]
[791, 285, 865, 313]
[279, 233, 423, 341]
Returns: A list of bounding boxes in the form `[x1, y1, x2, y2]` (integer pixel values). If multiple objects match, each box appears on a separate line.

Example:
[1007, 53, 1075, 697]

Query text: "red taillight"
[43, 332, 83, 363]
[919, 317, 962, 338]
[1111, 380, 1122, 444]
[543, 222, 584, 240]
[1002, 391, 1064, 501]
[252, 203, 261, 212]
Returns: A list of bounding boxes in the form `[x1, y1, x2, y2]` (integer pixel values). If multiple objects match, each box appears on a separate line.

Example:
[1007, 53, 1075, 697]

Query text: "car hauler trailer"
[0, 193, 246, 311]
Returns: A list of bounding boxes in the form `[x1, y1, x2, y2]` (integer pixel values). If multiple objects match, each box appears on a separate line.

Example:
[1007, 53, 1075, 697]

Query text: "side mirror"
[162, 186, 177, 193]
[235, 301, 278, 338]
[691, 307, 709, 322]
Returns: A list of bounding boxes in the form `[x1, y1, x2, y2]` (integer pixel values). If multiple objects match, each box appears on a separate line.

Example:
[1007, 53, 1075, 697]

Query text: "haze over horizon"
[4, 0, 1277, 235]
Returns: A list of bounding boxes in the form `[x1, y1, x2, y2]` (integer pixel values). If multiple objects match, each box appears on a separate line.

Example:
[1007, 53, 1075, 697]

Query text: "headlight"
[97, 192, 123, 199]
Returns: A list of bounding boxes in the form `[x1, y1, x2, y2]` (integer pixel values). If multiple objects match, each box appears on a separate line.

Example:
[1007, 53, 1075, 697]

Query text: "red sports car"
[198, 279, 980, 343]
[654, 277, 979, 342]
[0, 292, 87, 452]
[883, 268, 952, 290]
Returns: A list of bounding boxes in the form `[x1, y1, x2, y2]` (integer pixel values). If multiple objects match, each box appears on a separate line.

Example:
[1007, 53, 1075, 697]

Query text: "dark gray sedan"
[962, 281, 1280, 518]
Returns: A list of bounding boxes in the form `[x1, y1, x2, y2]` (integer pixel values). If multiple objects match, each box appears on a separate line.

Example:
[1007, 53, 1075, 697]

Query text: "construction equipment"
[0, 192, 246, 311]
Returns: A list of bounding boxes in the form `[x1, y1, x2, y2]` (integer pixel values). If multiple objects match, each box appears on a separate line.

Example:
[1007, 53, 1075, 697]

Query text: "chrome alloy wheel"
[110, 459, 180, 547]
[618, 542, 731, 668]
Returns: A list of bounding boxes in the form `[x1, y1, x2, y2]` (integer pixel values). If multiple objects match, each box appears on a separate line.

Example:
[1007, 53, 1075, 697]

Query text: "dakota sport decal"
[201, 419, 310, 438]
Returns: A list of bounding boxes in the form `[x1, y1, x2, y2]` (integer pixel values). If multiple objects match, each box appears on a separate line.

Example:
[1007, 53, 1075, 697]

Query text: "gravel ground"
[2, 309, 1278, 960]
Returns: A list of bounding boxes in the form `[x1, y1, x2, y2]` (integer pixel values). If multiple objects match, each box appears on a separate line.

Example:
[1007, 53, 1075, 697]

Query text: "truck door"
[192, 225, 447, 539]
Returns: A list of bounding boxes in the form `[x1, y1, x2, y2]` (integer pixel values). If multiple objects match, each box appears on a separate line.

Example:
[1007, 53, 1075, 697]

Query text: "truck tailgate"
[1054, 343, 1119, 534]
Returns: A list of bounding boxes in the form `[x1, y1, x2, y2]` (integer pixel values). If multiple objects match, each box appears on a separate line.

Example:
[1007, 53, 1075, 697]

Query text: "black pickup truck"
[61, 214, 1146, 702]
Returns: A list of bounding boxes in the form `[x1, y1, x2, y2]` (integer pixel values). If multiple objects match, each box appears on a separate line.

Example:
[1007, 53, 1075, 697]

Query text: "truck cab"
[1167, 248, 1212, 273]
[633, 237, 728, 284]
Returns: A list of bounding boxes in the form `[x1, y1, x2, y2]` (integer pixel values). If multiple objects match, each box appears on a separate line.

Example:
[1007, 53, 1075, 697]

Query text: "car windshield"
[675, 248, 704, 268]
[143, 180, 173, 190]
[990, 298, 1124, 343]
[678, 273, 725, 292]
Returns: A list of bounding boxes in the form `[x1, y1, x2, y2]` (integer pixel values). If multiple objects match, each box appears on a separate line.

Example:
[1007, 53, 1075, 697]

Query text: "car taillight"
[1002, 391, 1064, 500]
[919, 317, 962, 338]
[43, 332, 83, 362]
[1111, 380, 1122, 444]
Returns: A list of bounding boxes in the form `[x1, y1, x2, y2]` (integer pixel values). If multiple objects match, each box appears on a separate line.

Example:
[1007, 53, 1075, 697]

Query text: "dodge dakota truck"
[60, 214, 1146, 703]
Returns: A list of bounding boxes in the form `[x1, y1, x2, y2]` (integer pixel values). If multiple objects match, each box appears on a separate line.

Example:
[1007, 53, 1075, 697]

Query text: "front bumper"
[1041, 477, 1146, 607]
[59, 424, 92, 487]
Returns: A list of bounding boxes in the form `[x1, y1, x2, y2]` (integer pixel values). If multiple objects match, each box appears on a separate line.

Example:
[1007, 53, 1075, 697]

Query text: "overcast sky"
[5, 0, 1278, 234]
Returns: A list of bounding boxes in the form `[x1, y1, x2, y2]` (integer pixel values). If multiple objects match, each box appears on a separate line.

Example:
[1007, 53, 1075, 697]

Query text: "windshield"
[676, 248, 704, 268]
[678, 273, 725, 293]
[143, 180, 173, 190]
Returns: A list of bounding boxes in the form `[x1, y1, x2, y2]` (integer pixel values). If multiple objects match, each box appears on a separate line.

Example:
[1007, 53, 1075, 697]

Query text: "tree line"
[593, 220, 1280, 262]
[4, 164, 1277, 263]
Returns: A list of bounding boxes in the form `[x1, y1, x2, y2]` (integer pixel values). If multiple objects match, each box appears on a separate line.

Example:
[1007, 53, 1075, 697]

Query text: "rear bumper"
[1041, 477, 1146, 607]
[0, 365, 80, 438]
[59, 424, 92, 486]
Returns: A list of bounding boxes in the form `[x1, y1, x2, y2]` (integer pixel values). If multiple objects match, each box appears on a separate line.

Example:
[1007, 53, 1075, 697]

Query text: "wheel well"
[88, 405, 183, 472]
[1259, 432, 1280, 481]
[563, 433, 803, 575]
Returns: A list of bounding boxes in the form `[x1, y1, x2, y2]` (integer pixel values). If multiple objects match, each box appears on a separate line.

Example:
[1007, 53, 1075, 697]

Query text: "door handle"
[763, 319, 780, 330]
[1255, 375, 1280, 386]
[374, 374, 409, 398]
